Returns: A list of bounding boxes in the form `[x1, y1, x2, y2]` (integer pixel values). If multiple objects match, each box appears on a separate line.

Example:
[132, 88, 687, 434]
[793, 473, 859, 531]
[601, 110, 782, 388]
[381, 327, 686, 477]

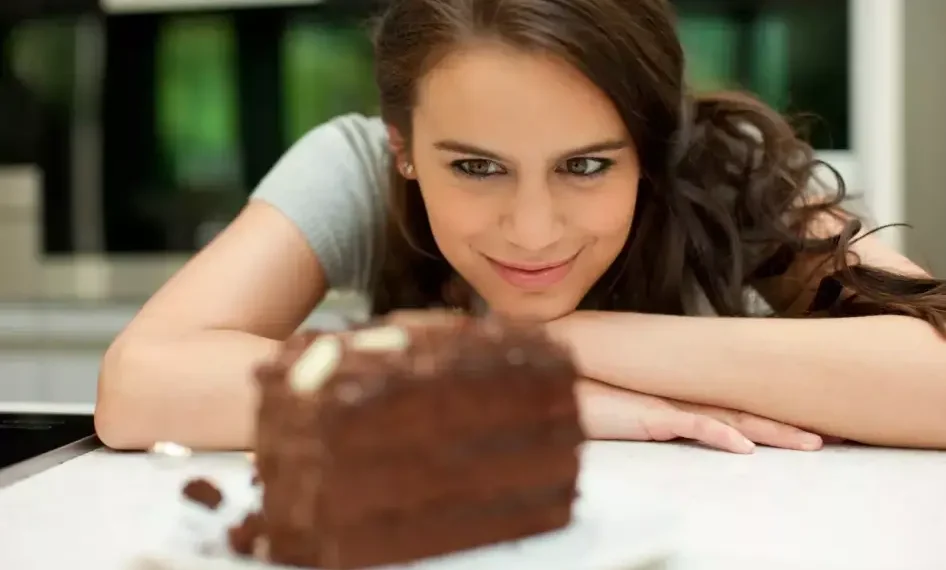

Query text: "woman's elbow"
[95, 336, 156, 450]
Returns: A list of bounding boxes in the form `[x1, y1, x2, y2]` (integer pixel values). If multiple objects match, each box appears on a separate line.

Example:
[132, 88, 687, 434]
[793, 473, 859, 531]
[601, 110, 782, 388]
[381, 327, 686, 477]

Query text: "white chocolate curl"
[350, 325, 411, 352]
[289, 335, 342, 394]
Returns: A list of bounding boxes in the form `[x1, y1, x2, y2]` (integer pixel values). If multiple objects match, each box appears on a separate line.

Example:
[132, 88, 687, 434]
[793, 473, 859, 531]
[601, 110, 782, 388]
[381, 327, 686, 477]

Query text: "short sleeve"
[250, 114, 390, 291]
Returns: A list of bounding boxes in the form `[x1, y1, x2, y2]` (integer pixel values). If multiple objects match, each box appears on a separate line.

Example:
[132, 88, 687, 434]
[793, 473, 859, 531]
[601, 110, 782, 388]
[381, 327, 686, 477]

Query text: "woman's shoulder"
[295, 113, 390, 178]
[250, 113, 392, 291]
[253, 112, 391, 210]
[323, 113, 389, 152]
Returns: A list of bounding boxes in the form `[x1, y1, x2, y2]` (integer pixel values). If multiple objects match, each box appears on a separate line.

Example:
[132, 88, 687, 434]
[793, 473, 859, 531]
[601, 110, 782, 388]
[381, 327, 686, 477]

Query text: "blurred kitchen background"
[0, 0, 941, 405]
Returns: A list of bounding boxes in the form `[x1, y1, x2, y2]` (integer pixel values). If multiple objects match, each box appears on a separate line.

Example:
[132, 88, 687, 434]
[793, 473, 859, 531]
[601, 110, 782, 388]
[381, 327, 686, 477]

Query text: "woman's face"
[401, 42, 640, 321]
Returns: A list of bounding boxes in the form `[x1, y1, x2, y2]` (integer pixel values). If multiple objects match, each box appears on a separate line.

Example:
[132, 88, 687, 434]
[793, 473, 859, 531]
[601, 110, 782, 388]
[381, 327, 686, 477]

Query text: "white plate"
[129, 458, 678, 570]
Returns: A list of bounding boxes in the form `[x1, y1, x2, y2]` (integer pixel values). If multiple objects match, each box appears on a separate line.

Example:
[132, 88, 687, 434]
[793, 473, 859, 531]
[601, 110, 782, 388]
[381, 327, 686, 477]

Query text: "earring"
[402, 162, 415, 176]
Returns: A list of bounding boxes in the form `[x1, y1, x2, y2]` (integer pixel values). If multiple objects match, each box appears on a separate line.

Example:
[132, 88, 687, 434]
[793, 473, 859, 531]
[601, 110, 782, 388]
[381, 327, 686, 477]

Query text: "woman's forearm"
[549, 312, 946, 448]
[95, 330, 281, 450]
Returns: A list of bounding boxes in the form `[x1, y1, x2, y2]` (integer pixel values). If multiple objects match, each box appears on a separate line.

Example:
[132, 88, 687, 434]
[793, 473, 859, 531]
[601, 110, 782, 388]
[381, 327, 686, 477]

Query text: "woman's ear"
[387, 125, 416, 179]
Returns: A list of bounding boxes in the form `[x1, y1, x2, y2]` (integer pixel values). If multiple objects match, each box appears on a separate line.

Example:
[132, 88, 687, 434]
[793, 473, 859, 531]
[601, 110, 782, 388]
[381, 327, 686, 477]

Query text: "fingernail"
[801, 435, 823, 450]
[738, 436, 756, 454]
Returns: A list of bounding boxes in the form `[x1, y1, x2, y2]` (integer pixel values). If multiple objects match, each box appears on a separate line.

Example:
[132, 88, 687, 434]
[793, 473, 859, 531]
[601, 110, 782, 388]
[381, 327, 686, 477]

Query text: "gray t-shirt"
[249, 113, 745, 316]
[251, 113, 390, 292]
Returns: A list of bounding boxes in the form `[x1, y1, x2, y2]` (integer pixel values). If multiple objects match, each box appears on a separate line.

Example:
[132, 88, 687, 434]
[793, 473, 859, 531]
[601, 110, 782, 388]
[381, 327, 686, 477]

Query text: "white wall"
[903, 0, 946, 275]
[850, 0, 906, 251]
[0, 351, 102, 403]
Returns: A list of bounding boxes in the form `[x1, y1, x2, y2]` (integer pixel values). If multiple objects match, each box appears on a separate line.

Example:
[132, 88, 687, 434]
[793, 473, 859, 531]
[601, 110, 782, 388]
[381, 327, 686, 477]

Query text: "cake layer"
[259, 422, 582, 563]
[259, 319, 575, 403]
[257, 366, 577, 457]
[260, 420, 581, 530]
[325, 374, 577, 455]
[268, 484, 575, 569]
[255, 321, 578, 457]
[316, 425, 582, 525]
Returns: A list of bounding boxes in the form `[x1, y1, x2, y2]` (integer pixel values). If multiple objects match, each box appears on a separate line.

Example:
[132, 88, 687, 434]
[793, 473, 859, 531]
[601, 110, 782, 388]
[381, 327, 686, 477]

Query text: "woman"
[95, 0, 946, 453]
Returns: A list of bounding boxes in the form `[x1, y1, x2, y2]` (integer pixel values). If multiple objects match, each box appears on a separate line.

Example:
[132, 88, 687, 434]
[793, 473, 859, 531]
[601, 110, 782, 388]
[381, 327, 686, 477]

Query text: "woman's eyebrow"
[433, 138, 630, 161]
[433, 140, 505, 160]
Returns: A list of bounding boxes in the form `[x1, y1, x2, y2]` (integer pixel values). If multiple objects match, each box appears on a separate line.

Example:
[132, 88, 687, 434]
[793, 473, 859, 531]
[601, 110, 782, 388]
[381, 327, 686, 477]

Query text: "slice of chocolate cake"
[253, 316, 585, 569]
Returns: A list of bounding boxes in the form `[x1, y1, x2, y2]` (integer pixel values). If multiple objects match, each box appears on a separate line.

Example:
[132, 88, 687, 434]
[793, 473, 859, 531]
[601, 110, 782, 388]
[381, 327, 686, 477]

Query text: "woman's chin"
[485, 295, 580, 323]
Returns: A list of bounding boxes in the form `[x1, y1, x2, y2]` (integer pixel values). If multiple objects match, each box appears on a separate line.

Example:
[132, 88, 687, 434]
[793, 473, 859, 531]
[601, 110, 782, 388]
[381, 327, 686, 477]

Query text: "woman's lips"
[487, 255, 577, 290]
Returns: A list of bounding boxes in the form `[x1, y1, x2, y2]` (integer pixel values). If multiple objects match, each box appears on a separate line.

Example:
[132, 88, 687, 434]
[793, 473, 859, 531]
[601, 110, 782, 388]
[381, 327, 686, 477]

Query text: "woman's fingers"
[653, 408, 756, 454]
[577, 381, 750, 453]
[575, 380, 825, 454]
[678, 402, 823, 451]
[727, 411, 824, 451]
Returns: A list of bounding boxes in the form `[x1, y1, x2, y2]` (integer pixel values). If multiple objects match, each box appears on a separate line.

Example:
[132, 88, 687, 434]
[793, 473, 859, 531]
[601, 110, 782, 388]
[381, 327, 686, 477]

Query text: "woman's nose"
[503, 182, 564, 252]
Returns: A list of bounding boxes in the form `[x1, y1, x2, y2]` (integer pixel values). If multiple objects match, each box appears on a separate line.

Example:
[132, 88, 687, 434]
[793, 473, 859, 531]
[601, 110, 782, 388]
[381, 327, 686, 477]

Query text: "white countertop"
[0, 441, 944, 570]
[0, 402, 96, 414]
[0, 296, 367, 346]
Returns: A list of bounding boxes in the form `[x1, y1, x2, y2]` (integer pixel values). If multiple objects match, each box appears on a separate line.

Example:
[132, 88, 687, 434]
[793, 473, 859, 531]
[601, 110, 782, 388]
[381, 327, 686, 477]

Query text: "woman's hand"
[577, 379, 826, 453]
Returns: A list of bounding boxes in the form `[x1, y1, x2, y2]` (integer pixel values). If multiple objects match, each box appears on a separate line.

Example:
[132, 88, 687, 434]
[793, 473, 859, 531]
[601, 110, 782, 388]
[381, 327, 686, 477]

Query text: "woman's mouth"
[487, 254, 578, 290]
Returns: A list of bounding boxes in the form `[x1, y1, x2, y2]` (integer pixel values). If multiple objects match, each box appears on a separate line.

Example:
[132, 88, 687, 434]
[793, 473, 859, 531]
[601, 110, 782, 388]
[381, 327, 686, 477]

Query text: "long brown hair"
[369, 0, 946, 331]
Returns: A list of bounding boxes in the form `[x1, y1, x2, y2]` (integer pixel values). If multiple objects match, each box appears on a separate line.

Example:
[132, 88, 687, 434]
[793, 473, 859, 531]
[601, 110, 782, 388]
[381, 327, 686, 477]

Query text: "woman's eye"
[452, 159, 504, 178]
[561, 157, 612, 176]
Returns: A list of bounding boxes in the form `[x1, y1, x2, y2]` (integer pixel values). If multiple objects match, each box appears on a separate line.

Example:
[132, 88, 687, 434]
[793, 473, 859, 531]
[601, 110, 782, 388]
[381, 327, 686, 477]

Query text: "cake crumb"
[150, 441, 192, 458]
[228, 511, 265, 555]
[181, 478, 223, 510]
